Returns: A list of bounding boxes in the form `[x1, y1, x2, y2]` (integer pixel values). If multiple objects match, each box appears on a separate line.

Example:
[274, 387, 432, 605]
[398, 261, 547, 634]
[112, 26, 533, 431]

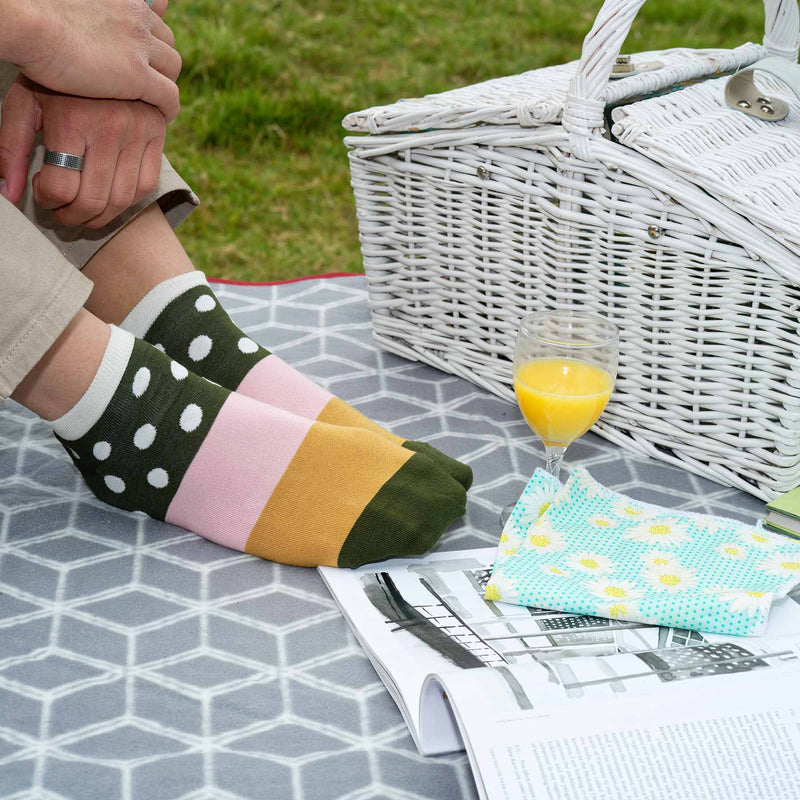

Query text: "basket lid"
[343, 44, 765, 134]
[611, 68, 800, 268]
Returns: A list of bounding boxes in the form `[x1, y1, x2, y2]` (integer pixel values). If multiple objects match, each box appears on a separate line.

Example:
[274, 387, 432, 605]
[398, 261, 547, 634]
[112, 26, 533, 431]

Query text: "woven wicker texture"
[343, 45, 767, 135]
[344, 0, 800, 501]
[612, 73, 800, 258]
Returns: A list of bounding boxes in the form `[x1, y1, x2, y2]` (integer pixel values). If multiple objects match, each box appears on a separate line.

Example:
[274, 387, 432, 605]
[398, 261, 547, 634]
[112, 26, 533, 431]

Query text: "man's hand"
[0, 77, 166, 229]
[8, 0, 181, 122]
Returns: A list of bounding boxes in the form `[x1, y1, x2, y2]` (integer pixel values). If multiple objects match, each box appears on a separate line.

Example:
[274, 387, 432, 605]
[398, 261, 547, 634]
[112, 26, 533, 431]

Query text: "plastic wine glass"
[501, 310, 619, 524]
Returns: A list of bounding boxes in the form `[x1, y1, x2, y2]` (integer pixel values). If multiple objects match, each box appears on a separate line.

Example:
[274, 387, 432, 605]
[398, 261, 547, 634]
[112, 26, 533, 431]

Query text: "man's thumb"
[0, 79, 39, 205]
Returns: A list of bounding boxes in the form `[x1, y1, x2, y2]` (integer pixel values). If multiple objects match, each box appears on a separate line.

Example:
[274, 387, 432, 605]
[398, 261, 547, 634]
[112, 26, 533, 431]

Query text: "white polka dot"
[180, 403, 203, 432]
[104, 475, 125, 494]
[195, 294, 216, 312]
[147, 468, 169, 488]
[170, 361, 188, 380]
[133, 424, 156, 450]
[238, 337, 259, 354]
[93, 441, 111, 461]
[132, 367, 151, 397]
[154, 343, 166, 352]
[69, 449, 80, 460]
[188, 335, 212, 361]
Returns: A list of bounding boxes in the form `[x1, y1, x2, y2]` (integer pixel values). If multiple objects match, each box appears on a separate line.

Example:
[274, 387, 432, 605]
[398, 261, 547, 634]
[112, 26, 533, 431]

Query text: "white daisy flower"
[641, 550, 678, 570]
[761, 555, 800, 578]
[613, 500, 645, 519]
[571, 468, 604, 501]
[740, 527, 778, 550]
[626, 517, 691, 546]
[566, 551, 614, 574]
[513, 471, 560, 528]
[540, 563, 567, 578]
[716, 542, 746, 560]
[484, 572, 517, 604]
[602, 601, 638, 620]
[714, 588, 771, 616]
[484, 583, 503, 602]
[585, 578, 644, 604]
[525, 520, 567, 553]
[498, 516, 526, 551]
[642, 562, 698, 594]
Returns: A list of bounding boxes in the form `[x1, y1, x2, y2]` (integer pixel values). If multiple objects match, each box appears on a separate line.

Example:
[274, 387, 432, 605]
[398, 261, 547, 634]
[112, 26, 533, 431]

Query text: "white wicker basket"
[343, 0, 800, 501]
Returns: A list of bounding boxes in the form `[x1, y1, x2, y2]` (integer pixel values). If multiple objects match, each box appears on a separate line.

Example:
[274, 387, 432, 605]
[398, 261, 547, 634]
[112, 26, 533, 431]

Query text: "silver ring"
[43, 150, 85, 172]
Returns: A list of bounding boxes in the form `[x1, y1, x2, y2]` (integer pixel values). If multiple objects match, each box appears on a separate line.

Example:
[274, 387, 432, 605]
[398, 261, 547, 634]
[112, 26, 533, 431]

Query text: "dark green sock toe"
[402, 441, 473, 490]
[337, 453, 467, 568]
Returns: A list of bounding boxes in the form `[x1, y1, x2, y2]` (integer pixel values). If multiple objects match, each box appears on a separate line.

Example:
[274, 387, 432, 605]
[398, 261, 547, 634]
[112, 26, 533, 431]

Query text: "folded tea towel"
[486, 467, 800, 636]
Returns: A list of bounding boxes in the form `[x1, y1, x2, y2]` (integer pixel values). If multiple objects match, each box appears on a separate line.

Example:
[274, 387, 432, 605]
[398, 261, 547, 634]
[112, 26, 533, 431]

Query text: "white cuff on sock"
[50, 325, 134, 442]
[120, 271, 208, 338]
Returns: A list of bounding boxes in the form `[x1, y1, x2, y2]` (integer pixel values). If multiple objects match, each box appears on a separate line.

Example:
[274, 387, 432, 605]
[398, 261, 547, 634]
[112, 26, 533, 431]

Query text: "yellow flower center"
[530, 534, 551, 548]
[780, 561, 800, 571]
[649, 524, 671, 536]
[537, 502, 551, 518]
[746, 591, 766, 598]
[595, 519, 611, 527]
[604, 586, 627, 598]
[625, 507, 642, 516]
[659, 573, 682, 587]
[579, 558, 599, 569]
[485, 585, 501, 602]
[653, 557, 669, 565]
[752, 533, 768, 543]
[723, 547, 739, 556]
[499, 532, 509, 543]
[608, 603, 628, 618]
[548, 567, 564, 575]
[503, 547, 518, 556]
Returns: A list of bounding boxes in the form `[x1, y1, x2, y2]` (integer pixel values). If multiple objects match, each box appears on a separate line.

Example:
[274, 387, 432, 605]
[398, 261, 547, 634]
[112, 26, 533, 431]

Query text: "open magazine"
[319, 547, 800, 800]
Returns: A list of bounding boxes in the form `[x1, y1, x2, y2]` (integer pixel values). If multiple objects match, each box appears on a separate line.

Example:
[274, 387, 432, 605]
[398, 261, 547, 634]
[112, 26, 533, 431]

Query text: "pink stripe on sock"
[236, 354, 332, 419]
[165, 392, 313, 552]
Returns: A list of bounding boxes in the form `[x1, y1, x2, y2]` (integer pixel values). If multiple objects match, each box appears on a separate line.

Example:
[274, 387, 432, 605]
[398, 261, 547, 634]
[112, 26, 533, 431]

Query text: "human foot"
[119, 271, 473, 490]
[51, 327, 467, 567]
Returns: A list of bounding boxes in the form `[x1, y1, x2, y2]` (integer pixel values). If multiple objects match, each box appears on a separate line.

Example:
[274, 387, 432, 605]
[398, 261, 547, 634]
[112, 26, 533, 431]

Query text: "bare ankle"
[11, 309, 111, 421]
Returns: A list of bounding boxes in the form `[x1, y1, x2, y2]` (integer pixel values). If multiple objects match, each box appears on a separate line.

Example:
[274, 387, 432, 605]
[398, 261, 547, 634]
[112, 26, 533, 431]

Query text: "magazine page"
[321, 547, 800, 757]
[428, 657, 800, 800]
[320, 548, 510, 754]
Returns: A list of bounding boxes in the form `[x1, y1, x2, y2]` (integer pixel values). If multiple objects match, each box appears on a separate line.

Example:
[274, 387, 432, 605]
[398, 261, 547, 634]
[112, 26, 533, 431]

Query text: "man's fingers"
[150, 15, 175, 48]
[133, 137, 164, 205]
[34, 128, 85, 211]
[149, 39, 182, 83]
[53, 139, 119, 227]
[149, 0, 169, 19]
[84, 143, 144, 229]
[142, 68, 180, 123]
[0, 81, 40, 204]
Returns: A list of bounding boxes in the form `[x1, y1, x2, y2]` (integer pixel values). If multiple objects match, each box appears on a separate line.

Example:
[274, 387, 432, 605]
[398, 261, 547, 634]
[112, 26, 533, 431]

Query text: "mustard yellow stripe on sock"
[244, 423, 413, 566]
[316, 397, 404, 445]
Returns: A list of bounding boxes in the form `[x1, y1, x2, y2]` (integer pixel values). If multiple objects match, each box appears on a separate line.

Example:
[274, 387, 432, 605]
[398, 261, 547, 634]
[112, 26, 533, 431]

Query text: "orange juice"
[514, 358, 613, 446]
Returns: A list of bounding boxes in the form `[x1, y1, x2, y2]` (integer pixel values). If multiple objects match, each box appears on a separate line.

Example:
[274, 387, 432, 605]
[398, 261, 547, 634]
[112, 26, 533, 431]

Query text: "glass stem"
[544, 445, 567, 481]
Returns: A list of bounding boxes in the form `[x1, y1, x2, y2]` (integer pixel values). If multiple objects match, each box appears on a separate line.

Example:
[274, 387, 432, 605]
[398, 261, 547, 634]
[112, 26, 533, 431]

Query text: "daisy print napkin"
[486, 468, 800, 636]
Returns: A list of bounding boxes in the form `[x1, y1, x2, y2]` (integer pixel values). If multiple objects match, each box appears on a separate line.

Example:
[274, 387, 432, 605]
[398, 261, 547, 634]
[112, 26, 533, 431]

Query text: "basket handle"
[562, 0, 800, 151]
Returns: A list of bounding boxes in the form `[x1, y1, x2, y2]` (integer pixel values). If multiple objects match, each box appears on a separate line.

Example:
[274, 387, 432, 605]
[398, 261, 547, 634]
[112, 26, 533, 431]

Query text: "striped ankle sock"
[52, 327, 467, 567]
[120, 272, 472, 490]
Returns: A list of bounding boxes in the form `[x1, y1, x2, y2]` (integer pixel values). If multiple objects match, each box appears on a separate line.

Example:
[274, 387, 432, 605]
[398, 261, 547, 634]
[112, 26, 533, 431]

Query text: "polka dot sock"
[120, 272, 472, 490]
[51, 326, 467, 567]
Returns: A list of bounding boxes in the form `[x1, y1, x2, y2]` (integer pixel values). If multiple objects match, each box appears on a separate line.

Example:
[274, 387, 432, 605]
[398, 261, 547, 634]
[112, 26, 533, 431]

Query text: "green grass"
[166, 0, 766, 281]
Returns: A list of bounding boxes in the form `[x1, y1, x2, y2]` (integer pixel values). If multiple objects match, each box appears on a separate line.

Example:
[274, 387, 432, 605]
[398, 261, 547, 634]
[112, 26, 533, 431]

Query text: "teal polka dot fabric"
[486, 467, 800, 636]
